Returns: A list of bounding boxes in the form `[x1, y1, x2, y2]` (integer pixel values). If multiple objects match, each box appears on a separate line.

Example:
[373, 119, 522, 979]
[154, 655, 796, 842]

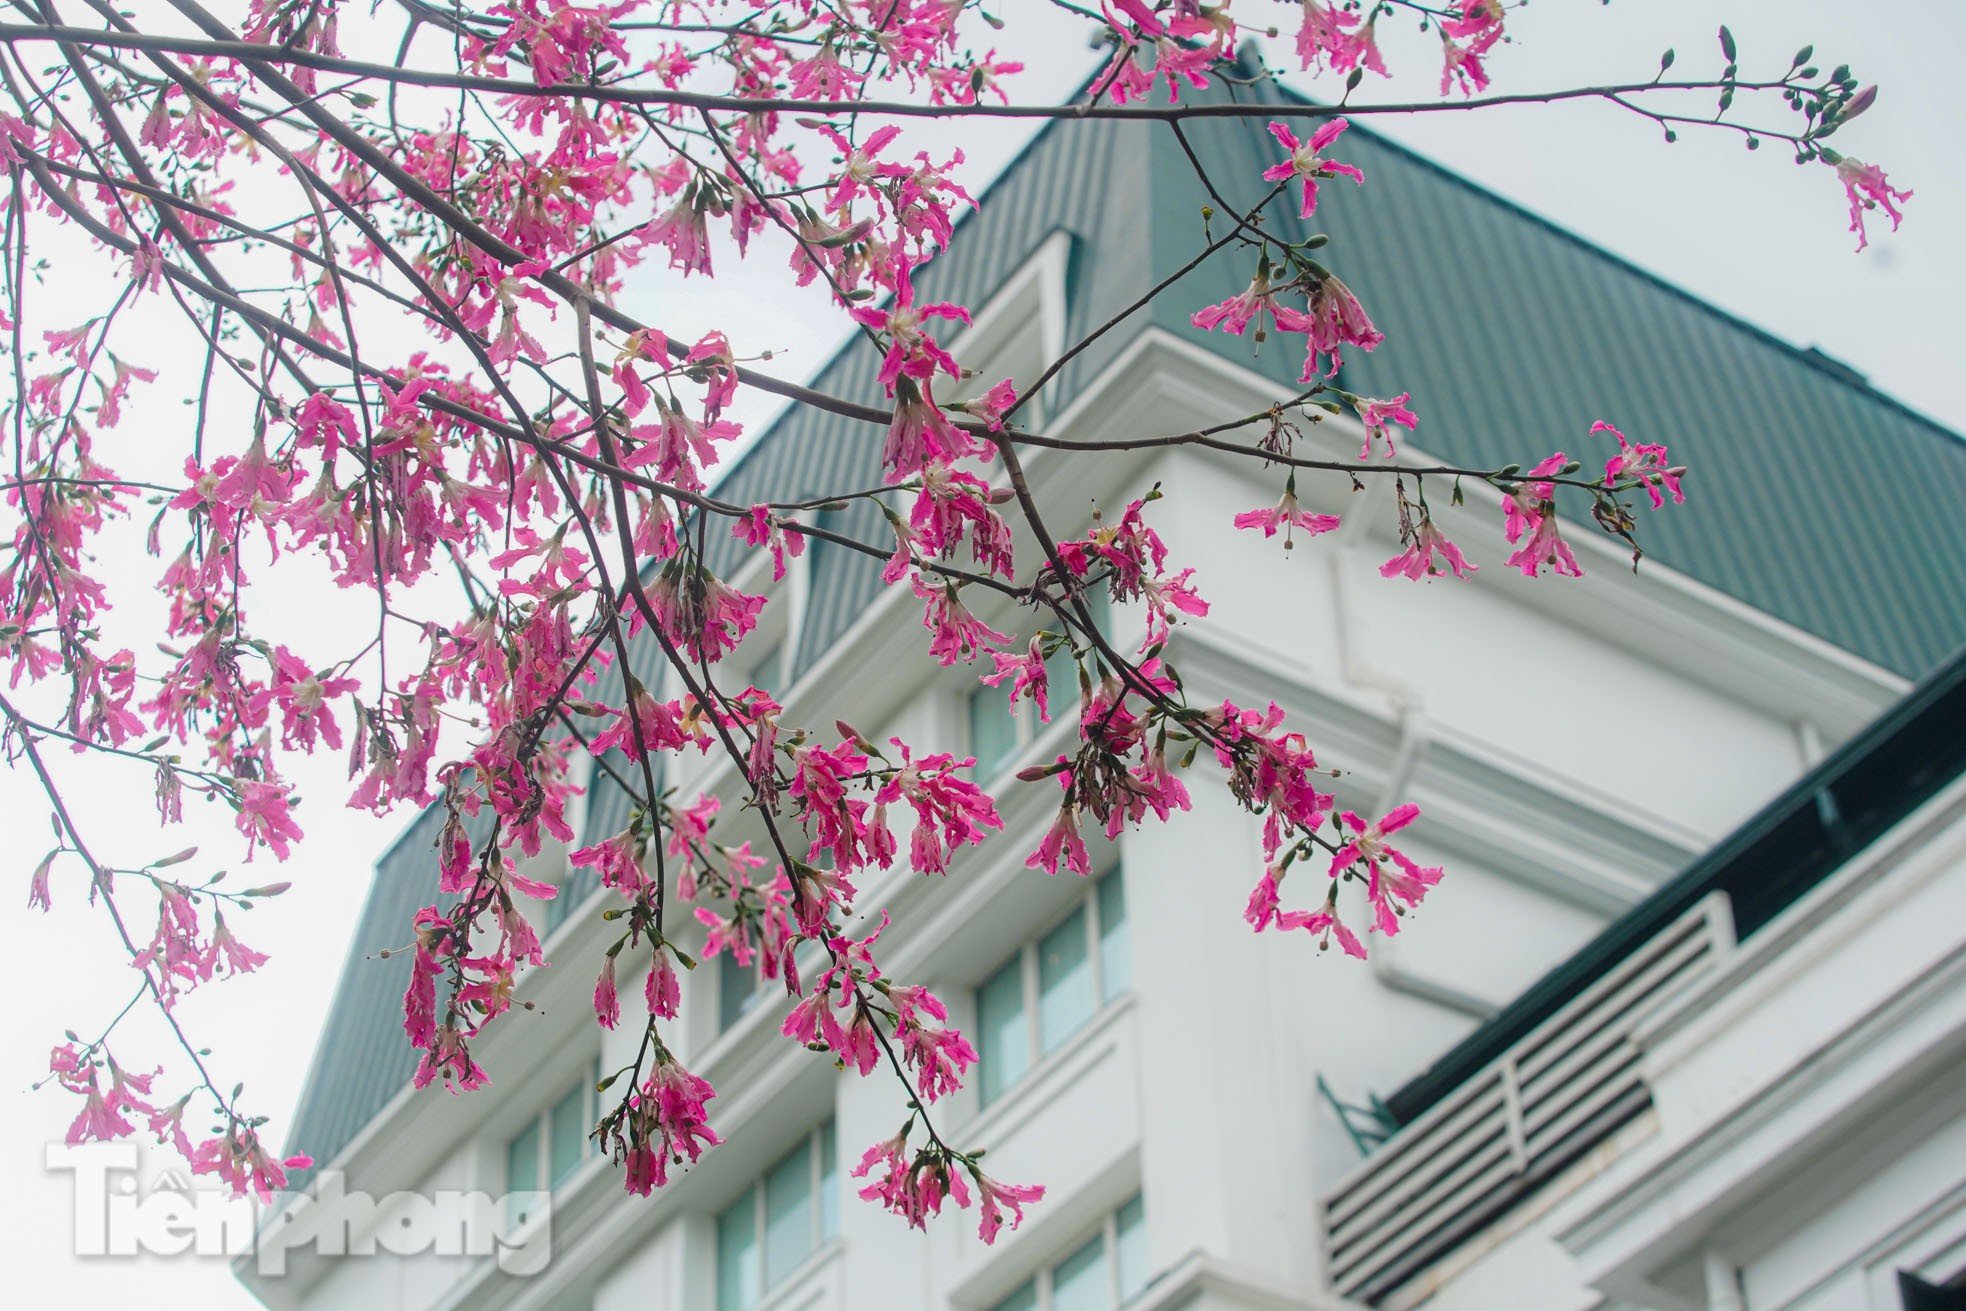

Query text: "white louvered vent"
[1322, 893, 1734, 1304]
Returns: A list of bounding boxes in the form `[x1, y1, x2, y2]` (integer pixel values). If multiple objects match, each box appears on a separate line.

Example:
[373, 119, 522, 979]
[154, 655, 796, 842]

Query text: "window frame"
[966, 587, 1111, 781]
[715, 1119, 839, 1311]
[975, 865, 1129, 1108]
[989, 1191, 1148, 1311]
[504, 1056, 603, 1231]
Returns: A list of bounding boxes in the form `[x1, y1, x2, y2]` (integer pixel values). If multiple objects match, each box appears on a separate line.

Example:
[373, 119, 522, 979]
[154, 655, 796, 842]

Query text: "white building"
[238, 71, 1966, 1311]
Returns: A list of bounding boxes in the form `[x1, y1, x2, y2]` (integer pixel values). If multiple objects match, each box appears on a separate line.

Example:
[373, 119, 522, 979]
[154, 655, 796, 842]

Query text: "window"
[968, 591, 1110, 780]
[717, 1120, 838, 1311]
[505, 1059, 602, 1229]
[720, 949, 769, 1032]
[976, 867, 1129, 1107]
[989, 1194, 1149, 1311]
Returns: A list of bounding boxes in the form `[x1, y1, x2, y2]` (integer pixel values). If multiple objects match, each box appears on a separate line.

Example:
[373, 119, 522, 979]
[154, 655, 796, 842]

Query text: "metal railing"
[1321, 894, 1734, 1303]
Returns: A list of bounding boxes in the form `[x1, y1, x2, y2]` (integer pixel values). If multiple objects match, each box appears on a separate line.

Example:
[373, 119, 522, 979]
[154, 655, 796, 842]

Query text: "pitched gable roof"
[284, 65, 1966, 1175]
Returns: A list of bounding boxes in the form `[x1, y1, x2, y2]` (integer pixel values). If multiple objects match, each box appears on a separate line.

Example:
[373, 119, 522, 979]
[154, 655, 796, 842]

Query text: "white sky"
[1, 2, 1959, 1306]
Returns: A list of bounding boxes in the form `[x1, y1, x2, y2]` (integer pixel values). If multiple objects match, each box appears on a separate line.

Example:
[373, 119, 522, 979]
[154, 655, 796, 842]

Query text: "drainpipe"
[1328, 480, 1498, 1020]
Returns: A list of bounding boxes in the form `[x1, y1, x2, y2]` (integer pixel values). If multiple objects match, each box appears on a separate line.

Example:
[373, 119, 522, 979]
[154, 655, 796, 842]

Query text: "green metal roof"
[284, 63, 1966, 1174]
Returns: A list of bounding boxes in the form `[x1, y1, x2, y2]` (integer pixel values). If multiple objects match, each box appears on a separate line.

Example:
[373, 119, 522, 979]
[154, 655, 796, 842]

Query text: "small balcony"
[1320, 894, 1735, 1304]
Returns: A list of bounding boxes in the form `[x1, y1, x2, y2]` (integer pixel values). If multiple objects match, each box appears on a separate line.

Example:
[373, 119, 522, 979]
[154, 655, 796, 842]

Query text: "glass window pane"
[969, 685, 1021, 779]
[548, 1082, 587, 1187]
[505, 1118, 540, 1228]
[763, 1138, 815, 1288]
[1098, 870, 1130, 1003]
[1043, 641, 1080, 724]
[1116, 1194, 1148, 1301]
[977, 955, 1029, 1105]
[506, 1119, 539, 1194]
[987, 1279, 1040, 1311]
[818, 1120, 838, 1241]
[1037, 904, 1094, 1054]
[1050, 1230, 1109, 1311]
[540, 884, 569, 935]
[720, 951, 758, 1032]
[717, 1190, 760, 1311]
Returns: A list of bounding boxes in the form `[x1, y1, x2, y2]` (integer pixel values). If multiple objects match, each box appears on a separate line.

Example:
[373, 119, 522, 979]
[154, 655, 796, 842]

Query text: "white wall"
[246, 334, 1905, 1311]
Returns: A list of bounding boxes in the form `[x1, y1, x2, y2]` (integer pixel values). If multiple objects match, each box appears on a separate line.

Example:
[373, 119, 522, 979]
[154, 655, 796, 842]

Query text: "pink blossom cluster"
[3, 0, 1875, 1239]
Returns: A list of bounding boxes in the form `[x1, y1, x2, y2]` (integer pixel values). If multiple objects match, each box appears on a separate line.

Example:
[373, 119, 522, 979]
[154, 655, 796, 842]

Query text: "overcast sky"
[2, 3, 1959, 1306]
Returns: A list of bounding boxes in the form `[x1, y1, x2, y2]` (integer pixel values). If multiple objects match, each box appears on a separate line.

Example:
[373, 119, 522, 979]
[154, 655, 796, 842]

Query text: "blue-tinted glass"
[1043, 641, 1080, 725]
[970, 685, 1021, 778]
[547, 1082, 587, 1187]
[1116, 1194, 1148, 1301]
[505, 1119, 540, 1228]
[540, 882, 570, 935]
[977, 956, 1029, 1105]
[818, 1120, 838, 1240]
[1098, 870, 1130, 1003]
[1051, 1229, 1109, 1311]
[763, 1138, 814, 1287]
[988, 1279, 1039, 1311]
[717, 1190, 760, 1311]
[720, 951, 760, 1032]
[1037, 904, 1094, 1053]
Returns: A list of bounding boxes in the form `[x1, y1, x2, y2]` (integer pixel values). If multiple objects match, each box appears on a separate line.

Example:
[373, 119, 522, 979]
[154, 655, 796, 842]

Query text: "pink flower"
[884, 378, 983, 478]
[571, 827, 647, 897]
[1438, 1, 1503, 96]
[645, 949, 681, 1019]
[1828, 151, 1911, 253]
[1382, 517, 1476, 581]
[956, 377, 1019, 430]
[1245, 866, 1286, 931]
[202, 912, 268, 977]
[1296, 2, 1386, 77]
[1355, 394, 1417, 459]
[1191, 260, 1302, 338]
[974, 1169, 1045, 1245]
[888, 983, 976, 1102]
[1595, 421, 1684, 509]
[643, 194, 713, 276]
[1502, 453, 1582, 578]
[850, 261, 968, 394]
[873, 741, 1004, 876]
[1234, 481, 1342, 550]
[1108, 0, 1165, 36]
[910, 463, 1012, 579]
[1262, 119, 1364, 219]
[980, 637, 1050, 723]
[635, 1054, 721, 1170]
[642, 566, 766, 665]
[1026, 801, 1090, 876]
[594, 954, 621, 1030]
[1329, 805, 1443, 935]
[732, 504, 806, 582]
[190, 1126, 312, 1202]
[912, 575, 1007, 666]
[1503, 485, 1582, 579]
[1297, 905, 1367, 958]
[624, 398, 740, 493]
[1298, 272, 1383, 379]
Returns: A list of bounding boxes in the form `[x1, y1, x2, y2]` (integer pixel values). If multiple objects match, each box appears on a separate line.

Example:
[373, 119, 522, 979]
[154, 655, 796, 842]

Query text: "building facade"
[239, 75, 1966, 1311]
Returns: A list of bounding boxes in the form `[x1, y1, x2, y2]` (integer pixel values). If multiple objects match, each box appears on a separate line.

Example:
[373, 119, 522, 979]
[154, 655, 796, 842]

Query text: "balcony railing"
[1321, 893, 1734, 1304]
